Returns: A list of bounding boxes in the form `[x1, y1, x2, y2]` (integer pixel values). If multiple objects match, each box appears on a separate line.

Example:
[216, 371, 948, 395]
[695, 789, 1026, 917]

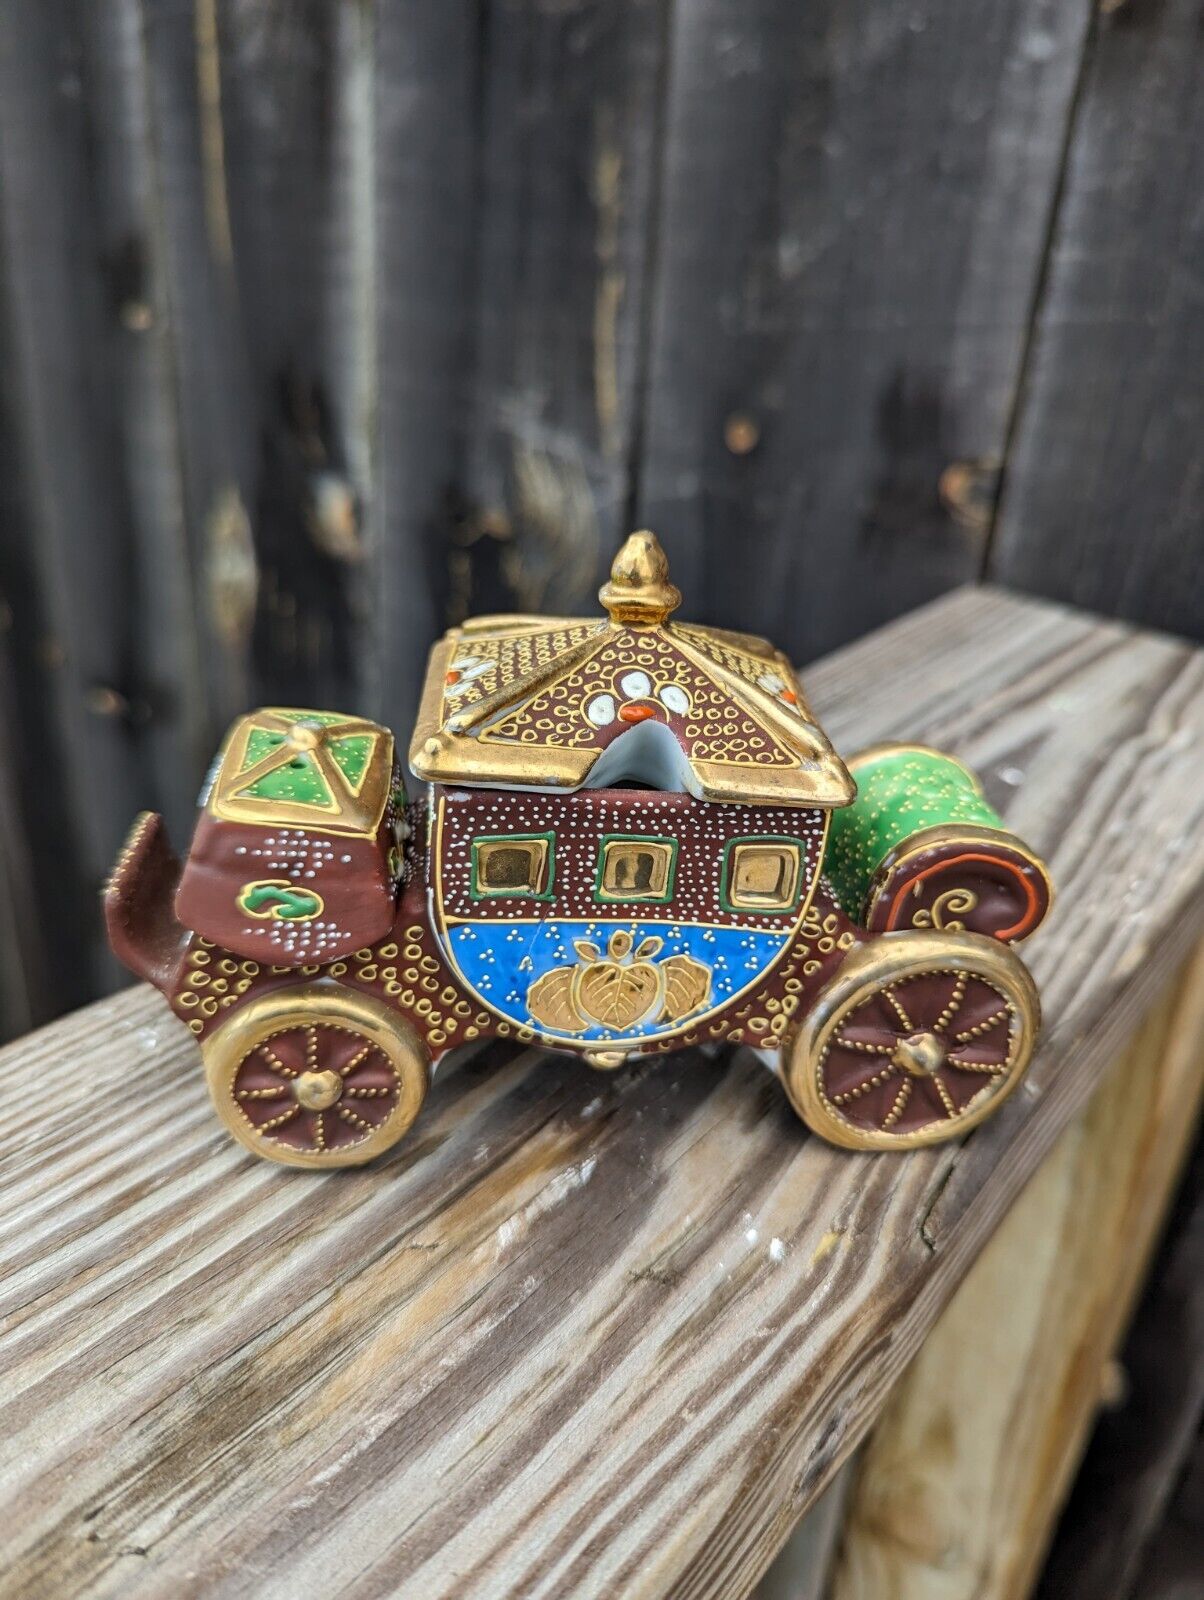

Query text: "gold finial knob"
[598, 531, 681, 626]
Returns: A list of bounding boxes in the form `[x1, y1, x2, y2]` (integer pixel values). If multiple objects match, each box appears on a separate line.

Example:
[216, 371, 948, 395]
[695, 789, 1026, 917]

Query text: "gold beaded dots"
[639, 898, 857, 1053]
[171, 920, 494, 1057]
[481, 627, 796, 767]
[441, 622, 606, 718]
[172, 938, 261, 1036]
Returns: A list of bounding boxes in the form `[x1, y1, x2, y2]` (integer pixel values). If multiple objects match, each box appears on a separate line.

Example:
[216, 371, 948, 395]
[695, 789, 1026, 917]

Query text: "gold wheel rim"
[203, 982, 429, 1168]
[784, 931, 1039, 1151]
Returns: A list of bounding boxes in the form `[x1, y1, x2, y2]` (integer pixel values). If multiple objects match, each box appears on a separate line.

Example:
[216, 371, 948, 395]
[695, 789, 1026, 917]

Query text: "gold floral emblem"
[527, 929, 712, 1035]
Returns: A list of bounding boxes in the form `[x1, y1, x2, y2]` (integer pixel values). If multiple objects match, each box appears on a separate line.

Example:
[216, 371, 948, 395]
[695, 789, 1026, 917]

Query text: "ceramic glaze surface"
[431, 786, 828, 1048]
[104, 532, 1052, 1165]
[443, 919, 791, 1044]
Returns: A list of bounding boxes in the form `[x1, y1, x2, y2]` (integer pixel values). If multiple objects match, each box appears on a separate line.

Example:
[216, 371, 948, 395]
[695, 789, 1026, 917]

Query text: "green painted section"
[238, 882, 323, 921]
[823, 747, 1003, 916]
[328, 734, 373, 788]
[235, 717, 373, 809]
[239, 728, 335, 807]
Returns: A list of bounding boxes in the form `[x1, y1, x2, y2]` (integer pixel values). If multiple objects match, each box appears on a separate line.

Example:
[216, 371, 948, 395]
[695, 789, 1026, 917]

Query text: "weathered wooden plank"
[829, 941, 1204, 1600]
[0, 225, 77, 1033]
[214, 0, 378, 714]
[991, 0, 1204, 642]
[755, 1460, 855, 1600]
[0, 0, 209, 999]
[456, 0, 669, 621]
[635, 0, 1092, 659]
[1, 587, 1202, 1598]
[1035, 1127, 1204, 1599]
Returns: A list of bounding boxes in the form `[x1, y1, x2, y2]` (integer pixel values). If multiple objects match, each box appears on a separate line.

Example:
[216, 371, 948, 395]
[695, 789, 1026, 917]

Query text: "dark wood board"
[454, 0, 669, 623]
[635, 0, 1092, 660]
[2, 587, 1203, 1598]
[991, 0, 1204, 641]
[1035, 1137, 1204, 1600]
[0, 0, 205, 1006]
[368, 0, 477, 737]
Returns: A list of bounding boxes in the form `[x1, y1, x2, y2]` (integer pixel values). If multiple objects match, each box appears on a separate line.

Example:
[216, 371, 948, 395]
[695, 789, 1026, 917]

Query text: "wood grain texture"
[1, 587, 1203, 1598]
[828, 940, 1204, 1600]
[0, 0, 205, 1005]
[755, 1459, 855, 1600]
[1036, 1119, 1204, 1600]
[991, 0, 1204, 640]
[368, 0, 476, 736]
[453, 0, 669, 623]
[635, 0, 1092, 659]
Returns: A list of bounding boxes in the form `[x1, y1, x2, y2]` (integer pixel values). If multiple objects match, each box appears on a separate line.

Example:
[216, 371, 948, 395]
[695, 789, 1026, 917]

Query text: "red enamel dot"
[618, 702, 656, 724]
[445, 670, 461, 685]
[781, 689, 798, 704]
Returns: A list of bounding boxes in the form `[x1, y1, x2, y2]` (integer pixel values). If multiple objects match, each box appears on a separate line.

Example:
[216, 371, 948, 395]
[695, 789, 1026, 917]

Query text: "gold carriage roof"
[409, 533, 854, 808]
[206, 708, 395, 836]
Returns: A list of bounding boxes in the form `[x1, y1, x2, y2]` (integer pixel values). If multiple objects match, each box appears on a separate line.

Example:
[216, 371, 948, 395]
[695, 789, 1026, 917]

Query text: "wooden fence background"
[0, 0, 1200, 1040]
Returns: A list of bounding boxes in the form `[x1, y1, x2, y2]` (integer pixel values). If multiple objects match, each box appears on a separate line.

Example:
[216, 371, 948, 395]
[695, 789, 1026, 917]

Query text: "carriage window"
[471, 833, 554, 900]
[595, 836, 677, 902]
[722, 839, 802, 913]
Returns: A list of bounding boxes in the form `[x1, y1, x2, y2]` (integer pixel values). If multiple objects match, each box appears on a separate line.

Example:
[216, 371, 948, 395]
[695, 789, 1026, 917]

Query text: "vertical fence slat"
[990, 1, 1204, 641]
[215, 0, 376, 715]
[634, 0, 1092, 661]
[0, 0, 201, 1003]
[370, 2, 478, 734]
[455, 0, 671, 621]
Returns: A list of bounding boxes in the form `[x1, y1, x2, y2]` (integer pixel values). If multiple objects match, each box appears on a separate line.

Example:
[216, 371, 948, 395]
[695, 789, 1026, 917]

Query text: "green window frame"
[470, 832, 556, 901]
[720, 836, 805, 914]
[594, 834, 678, 903]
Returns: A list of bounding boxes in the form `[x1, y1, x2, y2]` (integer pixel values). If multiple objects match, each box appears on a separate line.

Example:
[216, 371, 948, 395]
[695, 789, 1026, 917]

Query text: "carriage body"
[105, 534, 1053, 1167]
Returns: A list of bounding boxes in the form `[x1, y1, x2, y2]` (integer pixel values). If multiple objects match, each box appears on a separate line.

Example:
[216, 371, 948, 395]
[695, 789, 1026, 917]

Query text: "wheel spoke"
[256, 1043, 296, 1078]
[338, 1105, 376, 1132]
[339, 1042, 375, 1077]
[953, 1007, 1009, 1043]
[830, 1063, 898, 1105]
[932, 1075, 959, 1119]
[932, 974, 967, 1034]
[832, 1032, 895, 1056]
[881, 1078, 912, 1129]
[882, 987, 913, 1032]
[258, 1104, 301, 1133]
[947, 1056, 1008, 1075]
[237, 1085, 287, 1100]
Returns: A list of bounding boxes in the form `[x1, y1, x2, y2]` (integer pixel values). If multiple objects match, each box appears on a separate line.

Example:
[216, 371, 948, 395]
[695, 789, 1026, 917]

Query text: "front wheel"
[202, 982, 429, 1168]
[784, 930, 1039, 1150]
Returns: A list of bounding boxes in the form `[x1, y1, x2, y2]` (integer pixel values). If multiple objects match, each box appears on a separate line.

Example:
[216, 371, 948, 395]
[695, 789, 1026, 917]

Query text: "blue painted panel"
[442, 916, 791, 1044]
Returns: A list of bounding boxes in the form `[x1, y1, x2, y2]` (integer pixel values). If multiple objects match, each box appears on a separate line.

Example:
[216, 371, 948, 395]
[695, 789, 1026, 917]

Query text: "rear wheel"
[784, 930, 1039, 1150]
[203, 983, 428, 1168]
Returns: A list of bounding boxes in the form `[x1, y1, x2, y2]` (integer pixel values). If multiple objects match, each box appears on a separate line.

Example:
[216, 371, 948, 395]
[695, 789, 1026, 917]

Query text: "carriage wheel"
[202, 983, 429, 1168]
[784, 930, 1039, 1150]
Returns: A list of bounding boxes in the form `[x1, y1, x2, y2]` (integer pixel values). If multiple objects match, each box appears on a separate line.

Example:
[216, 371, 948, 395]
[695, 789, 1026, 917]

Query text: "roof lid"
[409, 533, 854, 808]
[206, 708, 395, 836]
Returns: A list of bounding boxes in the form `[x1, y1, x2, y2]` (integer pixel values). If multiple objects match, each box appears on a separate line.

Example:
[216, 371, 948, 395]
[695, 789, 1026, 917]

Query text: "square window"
[471, 834, 554, 899]
[595, 836, 677, 902]
[723, 839, 803, 912]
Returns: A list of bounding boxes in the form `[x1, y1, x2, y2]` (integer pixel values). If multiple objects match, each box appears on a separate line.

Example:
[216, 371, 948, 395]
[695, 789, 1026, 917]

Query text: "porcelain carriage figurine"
[106, 534, 1053, 1167]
